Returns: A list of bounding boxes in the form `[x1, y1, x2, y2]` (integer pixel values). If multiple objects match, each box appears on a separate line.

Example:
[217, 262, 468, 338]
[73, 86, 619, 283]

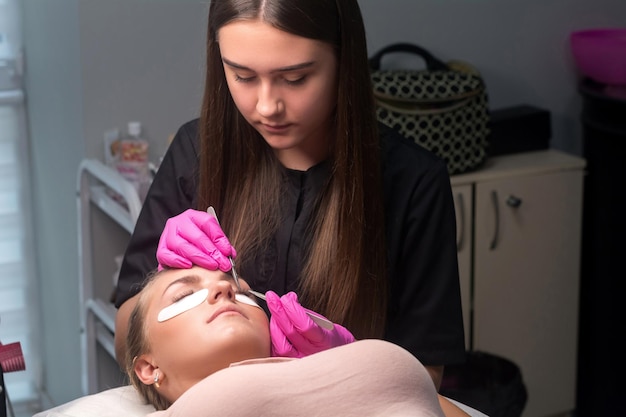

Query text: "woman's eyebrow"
[162, 274, 201, 293]
[162, 272, 234, 294]
[222, 57, 315, 73]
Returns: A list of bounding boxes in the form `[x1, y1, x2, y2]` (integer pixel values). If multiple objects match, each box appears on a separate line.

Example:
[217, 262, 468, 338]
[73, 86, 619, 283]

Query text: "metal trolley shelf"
[77, 159, 142, 395]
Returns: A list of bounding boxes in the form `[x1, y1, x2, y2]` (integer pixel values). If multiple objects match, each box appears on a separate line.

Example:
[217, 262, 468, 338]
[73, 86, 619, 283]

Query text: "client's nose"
[208, 279, 235, 304]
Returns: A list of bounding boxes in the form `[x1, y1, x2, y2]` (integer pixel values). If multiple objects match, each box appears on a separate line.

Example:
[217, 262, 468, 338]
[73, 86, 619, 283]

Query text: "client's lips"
[207, 304, 246, 323]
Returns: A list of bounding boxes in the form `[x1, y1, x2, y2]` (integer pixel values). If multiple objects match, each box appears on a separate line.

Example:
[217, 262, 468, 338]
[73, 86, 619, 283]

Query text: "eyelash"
[234, 74, 307, 86]
[171, 289, 195, 303]
[285, 76, 307, 86]
[172, 285, 249, 303]
[234, 75, 255, 83]
[237, 289, 256, 299]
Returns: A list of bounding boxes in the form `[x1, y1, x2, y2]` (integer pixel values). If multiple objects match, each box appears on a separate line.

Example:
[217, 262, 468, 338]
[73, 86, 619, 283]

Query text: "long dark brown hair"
[198, 0, 386, 339]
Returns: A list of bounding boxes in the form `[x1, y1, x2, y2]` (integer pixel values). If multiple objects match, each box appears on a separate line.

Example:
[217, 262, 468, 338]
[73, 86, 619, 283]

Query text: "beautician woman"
[114, 0, 465, 389]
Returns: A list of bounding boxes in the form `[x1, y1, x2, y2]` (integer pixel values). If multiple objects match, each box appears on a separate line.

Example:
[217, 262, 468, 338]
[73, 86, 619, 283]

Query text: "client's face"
[143, 266, 270, 397]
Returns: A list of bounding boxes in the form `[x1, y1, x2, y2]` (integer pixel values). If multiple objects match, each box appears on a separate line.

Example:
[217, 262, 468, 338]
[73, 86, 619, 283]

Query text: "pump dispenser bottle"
[116, 121, 150, 200]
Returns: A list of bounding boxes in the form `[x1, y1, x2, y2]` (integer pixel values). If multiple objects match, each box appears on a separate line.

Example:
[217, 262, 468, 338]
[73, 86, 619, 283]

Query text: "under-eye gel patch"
[235, 293, 262, 309]
[158, 288, 209, 322]
[157, 289, 262, 322]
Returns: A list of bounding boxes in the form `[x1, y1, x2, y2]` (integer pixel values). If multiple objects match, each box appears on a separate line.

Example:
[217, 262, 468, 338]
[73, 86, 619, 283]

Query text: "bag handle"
[369, 43, 449, 71]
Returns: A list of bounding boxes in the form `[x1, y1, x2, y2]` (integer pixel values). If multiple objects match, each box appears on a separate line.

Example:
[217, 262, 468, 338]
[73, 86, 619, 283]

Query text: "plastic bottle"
[116, 121, 151, 200]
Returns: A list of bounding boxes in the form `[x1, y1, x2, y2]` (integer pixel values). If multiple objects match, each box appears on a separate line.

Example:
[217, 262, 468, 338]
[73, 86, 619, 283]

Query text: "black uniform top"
[115, 119, 465, 366]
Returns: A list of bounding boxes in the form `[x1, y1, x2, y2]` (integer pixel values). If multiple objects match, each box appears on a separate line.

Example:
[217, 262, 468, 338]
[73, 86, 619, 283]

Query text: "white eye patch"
[234, 293, 262, 309]
[158, 288, 209, 322]
[157, 289, 263, 322]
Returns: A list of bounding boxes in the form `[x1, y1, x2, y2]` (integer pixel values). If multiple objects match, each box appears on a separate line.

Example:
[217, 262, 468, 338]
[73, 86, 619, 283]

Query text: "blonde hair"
[125, 271, 171, 410]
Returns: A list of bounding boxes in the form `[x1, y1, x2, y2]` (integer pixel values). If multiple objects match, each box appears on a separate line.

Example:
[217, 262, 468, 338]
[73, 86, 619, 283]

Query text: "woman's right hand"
[156, 208, 236, 271]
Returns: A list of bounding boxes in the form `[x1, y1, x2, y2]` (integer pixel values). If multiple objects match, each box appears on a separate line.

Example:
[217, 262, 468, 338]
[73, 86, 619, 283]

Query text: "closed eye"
[235, 74, 256, 83]
[284, 75, 307, 86]
[172, 289, 195, 303]
[158, 288, 209, 322]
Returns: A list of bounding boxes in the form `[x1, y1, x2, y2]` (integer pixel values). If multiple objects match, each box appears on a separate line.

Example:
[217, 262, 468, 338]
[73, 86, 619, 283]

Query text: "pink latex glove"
[156, 208, 236, 271]
[266, 291, 356, 358]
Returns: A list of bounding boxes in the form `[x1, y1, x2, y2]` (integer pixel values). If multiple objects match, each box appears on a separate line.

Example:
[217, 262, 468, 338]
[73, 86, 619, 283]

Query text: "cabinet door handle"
[506, 195, 522, 208]
[490, 190, 500, 250]
[455, 192, 465, 251]
[490, 192, 522, 250]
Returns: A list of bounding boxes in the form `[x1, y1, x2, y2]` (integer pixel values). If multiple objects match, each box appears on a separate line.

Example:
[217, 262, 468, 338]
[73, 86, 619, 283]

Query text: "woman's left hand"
[265, 291, 355, 358]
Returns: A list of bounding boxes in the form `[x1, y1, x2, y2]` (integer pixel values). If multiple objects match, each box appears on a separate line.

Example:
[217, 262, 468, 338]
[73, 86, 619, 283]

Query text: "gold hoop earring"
[154, 371, 160, 389]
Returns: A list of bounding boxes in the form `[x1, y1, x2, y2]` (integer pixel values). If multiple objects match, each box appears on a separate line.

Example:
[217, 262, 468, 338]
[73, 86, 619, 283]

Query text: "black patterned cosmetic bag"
[370, 43, 490, 175]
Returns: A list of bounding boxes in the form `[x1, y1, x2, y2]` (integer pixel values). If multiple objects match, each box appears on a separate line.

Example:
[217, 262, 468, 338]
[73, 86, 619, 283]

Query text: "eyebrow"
[162, 272, 235, 294]
[221, 57, 316, 73]
[163, 274, 201, 294]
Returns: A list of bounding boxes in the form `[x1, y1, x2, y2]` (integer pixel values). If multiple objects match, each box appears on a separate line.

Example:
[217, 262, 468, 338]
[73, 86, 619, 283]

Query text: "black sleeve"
[114, 119, 200, 308]
[382, 127, 466, 366]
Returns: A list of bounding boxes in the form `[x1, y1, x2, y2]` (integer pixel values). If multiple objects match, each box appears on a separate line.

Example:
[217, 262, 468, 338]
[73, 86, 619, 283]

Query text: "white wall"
[361, 0, 626, 154]
[22, 0, 626, 407]
[78, 0, 208, 163]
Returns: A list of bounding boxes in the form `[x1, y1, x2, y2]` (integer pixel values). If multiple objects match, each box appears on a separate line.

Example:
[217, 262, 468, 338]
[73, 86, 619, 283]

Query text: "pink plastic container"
[570, 29, 626, 85]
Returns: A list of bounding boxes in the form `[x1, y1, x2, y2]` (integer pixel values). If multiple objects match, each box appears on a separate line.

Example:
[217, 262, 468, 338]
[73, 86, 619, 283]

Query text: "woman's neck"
[276, 151, 325, 171]
[274, 138, 331, 171]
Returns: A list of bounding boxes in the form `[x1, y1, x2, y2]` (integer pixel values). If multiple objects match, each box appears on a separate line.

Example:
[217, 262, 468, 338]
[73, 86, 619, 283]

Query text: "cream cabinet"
[451, 150, 585, 417]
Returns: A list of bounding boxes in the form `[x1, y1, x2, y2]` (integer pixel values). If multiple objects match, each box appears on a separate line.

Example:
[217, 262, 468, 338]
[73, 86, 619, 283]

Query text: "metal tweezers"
[207, 206, 242, 292]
